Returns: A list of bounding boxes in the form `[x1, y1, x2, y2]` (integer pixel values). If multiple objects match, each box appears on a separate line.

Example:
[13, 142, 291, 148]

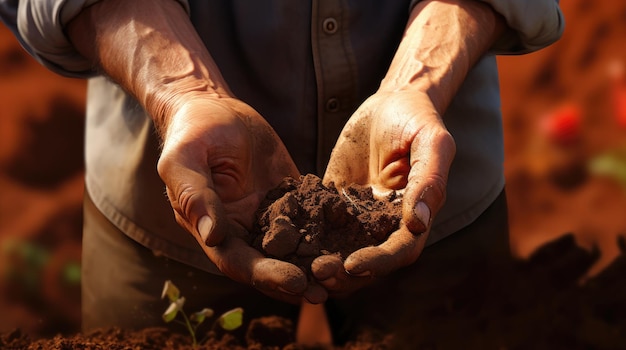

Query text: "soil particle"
[251, 174, 402, 272]
[3, 236, 626, 349]
[245, 316, 295, 348]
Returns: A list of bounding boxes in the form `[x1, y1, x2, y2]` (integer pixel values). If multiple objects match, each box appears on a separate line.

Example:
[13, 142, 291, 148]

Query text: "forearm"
[379, 0, 505, 114]
[66, 0, 232, 137]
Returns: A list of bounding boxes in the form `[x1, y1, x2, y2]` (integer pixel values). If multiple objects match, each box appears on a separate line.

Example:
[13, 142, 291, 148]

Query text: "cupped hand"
[157, 95, 326, 304]
[313, 90, 456, 297]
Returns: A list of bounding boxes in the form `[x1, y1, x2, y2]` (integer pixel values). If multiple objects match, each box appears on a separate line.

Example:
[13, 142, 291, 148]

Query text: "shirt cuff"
[15, 0, 191, 78]
[481, 0, 564, 54]
[409, 0, 564, 55]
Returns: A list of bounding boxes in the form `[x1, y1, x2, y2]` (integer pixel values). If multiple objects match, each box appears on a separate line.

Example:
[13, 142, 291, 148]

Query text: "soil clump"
[250, 174, 402, 272]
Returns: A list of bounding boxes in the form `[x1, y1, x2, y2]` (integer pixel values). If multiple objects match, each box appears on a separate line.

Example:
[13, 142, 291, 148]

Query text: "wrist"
[67, 0, 233, 138]
[378, 67, 442, 113]
[378, 0, 505, 114]
[144, 72, 232, 140]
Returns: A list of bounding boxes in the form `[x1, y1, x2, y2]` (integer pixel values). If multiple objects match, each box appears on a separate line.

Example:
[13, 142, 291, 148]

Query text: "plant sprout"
[589, 148, 626, 189]
[161, 280, 243, 347]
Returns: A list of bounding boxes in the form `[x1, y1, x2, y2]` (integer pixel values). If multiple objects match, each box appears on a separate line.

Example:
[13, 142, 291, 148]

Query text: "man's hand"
[157, 95, 327, 303]
[67, 0, 327, 304]
[312, 0, 505, 297]
[313, 91, 455, 296]
[158, 96, 298, 246]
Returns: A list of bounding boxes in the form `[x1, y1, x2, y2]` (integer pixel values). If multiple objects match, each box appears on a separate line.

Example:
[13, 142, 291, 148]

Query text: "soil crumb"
[250, 174, 402, 271]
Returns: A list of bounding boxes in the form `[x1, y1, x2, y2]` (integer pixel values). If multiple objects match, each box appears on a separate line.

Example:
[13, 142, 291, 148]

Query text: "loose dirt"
[2, 0, 626, 348]
[0, 315, 390, 349]
[2, 236, 625, 349]
[250, 174, 402, 272]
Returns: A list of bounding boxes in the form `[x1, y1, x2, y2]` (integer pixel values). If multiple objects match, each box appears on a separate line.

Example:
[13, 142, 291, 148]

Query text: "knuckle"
[175, 184, 201, 220]
[163, 181, 202, 228]
[435, 129, 457, 156]
[156, 152, 175, 180]
[428, 173, 447, 195]
[423, 174, 448, 203]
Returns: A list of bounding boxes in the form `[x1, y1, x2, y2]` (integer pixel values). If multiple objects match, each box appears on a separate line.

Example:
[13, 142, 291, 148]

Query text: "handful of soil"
[250, 174, 402, 272]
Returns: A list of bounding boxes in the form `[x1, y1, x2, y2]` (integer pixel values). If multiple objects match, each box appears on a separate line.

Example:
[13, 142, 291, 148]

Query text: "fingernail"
[277, 286, 298, 295]
[349, 270, 371, 277]
[197, 215, 214, 244]
[413, 201, 431, 227]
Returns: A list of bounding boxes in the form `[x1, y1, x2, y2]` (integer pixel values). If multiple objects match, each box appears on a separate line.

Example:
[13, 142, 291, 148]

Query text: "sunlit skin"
[68, 0, 323, 304]
[67, 0, 504, 303]
[313, 1, 505, 296]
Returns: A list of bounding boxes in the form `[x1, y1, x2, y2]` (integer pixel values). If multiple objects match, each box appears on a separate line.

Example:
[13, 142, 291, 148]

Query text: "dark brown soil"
[3, 0, 626, 349]
[0, 315, 391, 349]
[3, 236, 625, 349]
[250, 174, 402, 272]
[0, 321, 274, 350]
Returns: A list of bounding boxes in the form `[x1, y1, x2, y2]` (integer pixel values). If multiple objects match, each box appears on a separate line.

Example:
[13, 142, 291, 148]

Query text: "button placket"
[320, 16, 340, 114]
[311, 0, 358, 171]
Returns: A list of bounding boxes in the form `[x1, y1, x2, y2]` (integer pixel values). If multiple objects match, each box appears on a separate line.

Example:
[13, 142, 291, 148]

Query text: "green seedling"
[589, 148, 626, 189]
[161, 280, 243, 347]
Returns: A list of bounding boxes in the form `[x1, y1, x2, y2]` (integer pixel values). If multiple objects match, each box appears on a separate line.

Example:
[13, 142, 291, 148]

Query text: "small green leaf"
[589, 151, 626, 187]
[162, 297, 185, 323]
[190, 308, 214, 324]
[217, 307, 243, 331]
[62, 262, 81, 284]
[161, 280, 180, 302]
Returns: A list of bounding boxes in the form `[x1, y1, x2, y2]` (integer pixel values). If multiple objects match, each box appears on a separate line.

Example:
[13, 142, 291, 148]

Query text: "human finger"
[201, 236, 326, 303]
[402, 123, 456, 234]
[310, 254, 372, 297]
[158, 151, 228, 247]
[342, 226, 427, 277]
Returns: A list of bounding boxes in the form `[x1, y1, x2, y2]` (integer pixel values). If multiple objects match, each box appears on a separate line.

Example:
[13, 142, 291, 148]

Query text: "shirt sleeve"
[410, 0, 564, 55]
[0, 0, 191, 78]
[482, 0, 564, 54]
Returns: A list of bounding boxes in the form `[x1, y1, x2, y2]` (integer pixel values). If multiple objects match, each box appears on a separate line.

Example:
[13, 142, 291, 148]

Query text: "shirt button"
[325, 97, 340, 112]
[322, 18, 338, 34]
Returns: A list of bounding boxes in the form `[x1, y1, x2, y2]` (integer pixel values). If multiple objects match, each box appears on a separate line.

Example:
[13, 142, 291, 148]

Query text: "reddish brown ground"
[1, 317, 308, 350]
[1, 0, 626, 348]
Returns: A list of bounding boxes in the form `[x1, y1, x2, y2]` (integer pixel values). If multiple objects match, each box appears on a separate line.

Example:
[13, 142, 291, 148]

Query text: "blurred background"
[1, 0, 625, 342]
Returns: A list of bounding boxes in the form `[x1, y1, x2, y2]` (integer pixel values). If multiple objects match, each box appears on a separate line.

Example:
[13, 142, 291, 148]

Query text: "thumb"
[158, 155, 228, 247]
[403, 126, 456, 234]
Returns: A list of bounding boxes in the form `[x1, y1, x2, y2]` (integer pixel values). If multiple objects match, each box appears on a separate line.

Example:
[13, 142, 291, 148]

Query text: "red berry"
[540, 103, 582, 145]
